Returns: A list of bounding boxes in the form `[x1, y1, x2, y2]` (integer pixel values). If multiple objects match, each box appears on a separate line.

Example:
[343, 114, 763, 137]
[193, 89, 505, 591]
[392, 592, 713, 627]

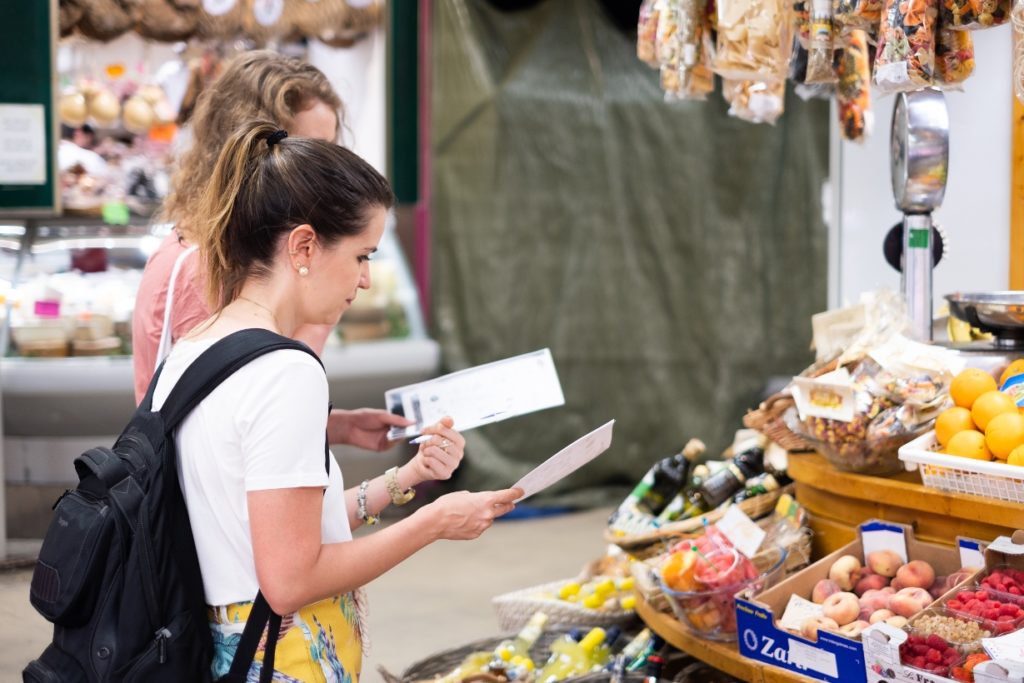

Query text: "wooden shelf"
[787, 452, 1024, 555]
[636, 595, 819, 683]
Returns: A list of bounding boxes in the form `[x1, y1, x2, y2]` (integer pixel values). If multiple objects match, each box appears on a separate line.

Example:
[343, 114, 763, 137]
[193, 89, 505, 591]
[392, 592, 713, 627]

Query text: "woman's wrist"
[397, 462, 420, 490]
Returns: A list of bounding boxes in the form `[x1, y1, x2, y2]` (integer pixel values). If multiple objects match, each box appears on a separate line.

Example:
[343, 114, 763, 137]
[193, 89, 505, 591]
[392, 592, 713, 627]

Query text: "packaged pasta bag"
[668, 10, 718, 100]
[833, 0, 885, 33]
[656, 0, 681, 67]
[835, 29, 873, 141]
[638, 0, 661, 66]
[795, 0, 812, 46]
[939, 0, 1008, 29]
[723, 78, 787, 124]
[714, 0, 793, 81]
[935, 26, 975, 85]
[807, 0, 839, 82]
[873, 0, 938, 93]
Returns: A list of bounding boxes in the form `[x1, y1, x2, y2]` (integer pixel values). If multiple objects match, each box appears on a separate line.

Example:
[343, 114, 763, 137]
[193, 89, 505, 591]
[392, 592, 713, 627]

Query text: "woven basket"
[605, 484, 794, 560]
[742, 393, 813, 452]
[491, 578, 636, 633]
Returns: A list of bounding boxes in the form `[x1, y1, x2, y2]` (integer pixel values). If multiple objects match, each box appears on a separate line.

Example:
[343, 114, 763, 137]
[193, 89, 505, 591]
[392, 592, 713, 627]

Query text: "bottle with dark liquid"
[679, 445, 765, 519]
[610, 439, 705, 527]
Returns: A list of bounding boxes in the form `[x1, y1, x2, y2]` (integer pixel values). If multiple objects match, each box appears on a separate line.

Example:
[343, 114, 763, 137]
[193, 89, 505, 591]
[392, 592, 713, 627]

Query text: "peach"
[829, 555, 863, 591]
[801, 616, 840, 640]
[867, 550, 903, 578]
[854, 573, 889, 597]
[887, 587, 933, 618]
[929, 577, 948, 600]
[812, 579, 842, 604]
[945, 569, 975, 591]
[869, 609, 894, 624]
[822, 591, 861, 626]
[859, 588, 892, 613]
[839, 620, 871, 638]
[895, 560, 935, 590]
[886, 615, 908, 628]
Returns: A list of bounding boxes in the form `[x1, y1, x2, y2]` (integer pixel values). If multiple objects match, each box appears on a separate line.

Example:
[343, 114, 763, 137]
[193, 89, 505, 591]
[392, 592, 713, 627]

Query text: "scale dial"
[890, 90, 950, 214]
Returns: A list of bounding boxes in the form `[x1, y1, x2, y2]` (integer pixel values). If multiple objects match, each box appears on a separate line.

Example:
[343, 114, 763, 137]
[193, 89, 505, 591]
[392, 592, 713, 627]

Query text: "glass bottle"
[436, 651, 494, 683]
[493, 611, 549, 664]
[612, 439, 705, 521]
[537, 627, 605, 683]
[643, 654, 665, 683]
[679, 445, 765, 519]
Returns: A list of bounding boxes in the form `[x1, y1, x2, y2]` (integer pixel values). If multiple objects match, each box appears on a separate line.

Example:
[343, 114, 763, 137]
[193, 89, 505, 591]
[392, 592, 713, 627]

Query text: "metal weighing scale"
[889, 90, 1024, 363]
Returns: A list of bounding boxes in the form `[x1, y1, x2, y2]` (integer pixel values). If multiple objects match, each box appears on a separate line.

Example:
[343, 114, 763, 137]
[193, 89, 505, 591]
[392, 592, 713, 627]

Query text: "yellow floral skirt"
[208, 594, 362, 683]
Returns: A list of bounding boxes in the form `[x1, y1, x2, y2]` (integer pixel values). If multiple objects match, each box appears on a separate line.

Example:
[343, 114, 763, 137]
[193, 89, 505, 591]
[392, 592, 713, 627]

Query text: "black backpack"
[24, 329, 323, 683]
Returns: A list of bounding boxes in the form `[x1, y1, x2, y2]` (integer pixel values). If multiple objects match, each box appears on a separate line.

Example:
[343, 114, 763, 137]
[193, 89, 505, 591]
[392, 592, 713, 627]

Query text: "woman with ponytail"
[151, 121, 522, 682]
[133, 51, 411, 453]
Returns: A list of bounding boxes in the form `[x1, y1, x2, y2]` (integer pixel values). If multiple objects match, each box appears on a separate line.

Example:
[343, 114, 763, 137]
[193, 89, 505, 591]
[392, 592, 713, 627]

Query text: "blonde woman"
[132, 52, 405, 453]
[152, 120, 522, 681]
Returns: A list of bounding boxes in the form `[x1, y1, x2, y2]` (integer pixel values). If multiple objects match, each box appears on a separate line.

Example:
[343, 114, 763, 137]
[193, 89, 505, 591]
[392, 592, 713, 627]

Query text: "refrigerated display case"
[0, 215, 440, 489]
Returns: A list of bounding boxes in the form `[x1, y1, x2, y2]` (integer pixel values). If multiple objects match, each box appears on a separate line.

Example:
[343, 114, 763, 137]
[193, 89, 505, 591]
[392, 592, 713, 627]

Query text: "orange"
[945, 430, 992, 461]
[984, 412, 1024, 460]
[935, 407, 977, 447]
[1000, 359, 1024, 388]
[1008, 445, 1024, 466]
[971, 390, 1018, 432]
[950, 368, 998, 409]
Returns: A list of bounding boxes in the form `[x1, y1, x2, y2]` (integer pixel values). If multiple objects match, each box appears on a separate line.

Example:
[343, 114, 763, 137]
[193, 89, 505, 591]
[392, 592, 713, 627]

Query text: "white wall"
[308, 27, 388, 175]
[830, 26, 1013, 310]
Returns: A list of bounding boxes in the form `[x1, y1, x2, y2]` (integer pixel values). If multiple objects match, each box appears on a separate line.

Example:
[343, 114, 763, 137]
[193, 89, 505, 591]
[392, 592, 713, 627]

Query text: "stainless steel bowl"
[946, 292, 1024, 348]
[890, 90, 950, 213]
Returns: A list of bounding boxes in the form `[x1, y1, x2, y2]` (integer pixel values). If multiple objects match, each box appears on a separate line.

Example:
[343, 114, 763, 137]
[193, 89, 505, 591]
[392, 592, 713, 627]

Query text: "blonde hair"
[163, 50, 343, 240]
[195, 121, 394, 311]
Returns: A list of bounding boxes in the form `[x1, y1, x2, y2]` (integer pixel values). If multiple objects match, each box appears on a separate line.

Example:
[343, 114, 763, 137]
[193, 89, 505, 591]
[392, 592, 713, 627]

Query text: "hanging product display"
[939, 0, 1009, 29]
[197, 0, 246, 38]
[723, 79, 787, 124]
[75, 0, 135, 42]
[638, 0, 661, 66]
[806, 0, 838, 83]
[935, 26, 976, 84]
[835, 29, 873, 141]
[135, 0, 201, 42]
[873, 0, 939, 93]
[714, 0, 793, 81]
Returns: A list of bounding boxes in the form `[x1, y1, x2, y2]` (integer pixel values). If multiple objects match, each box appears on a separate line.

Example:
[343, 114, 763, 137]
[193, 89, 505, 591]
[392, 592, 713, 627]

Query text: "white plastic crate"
[898, 431, 1024, 503]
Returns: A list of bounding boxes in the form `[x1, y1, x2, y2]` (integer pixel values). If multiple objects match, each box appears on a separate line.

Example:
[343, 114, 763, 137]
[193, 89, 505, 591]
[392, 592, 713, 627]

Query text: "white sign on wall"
[0, 104, 46, 185]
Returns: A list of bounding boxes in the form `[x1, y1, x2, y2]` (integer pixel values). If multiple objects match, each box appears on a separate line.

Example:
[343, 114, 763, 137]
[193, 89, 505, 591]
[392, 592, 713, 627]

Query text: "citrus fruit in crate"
[1009, 445, 1024, 466]
[945, 430, 992, 461]
[951, 369, 998, 409]
[1000, 359, 1024, 388]
[984, 412, 1024, 460]
[936, 407, 977, 447]
[971, 391, 1018, 432]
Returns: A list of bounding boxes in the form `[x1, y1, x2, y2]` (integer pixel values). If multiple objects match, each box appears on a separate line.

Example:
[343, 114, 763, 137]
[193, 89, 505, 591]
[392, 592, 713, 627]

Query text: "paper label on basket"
[716, 506, 766, 558]
[958, 538, 986, 570]
[787, 638, 839, 677]
[778, 595, 824, 633]
[983, 627, 1024, 661]
[512, 420, 614, 502]
[791, 373, 856, 422]
[860, 521, 908, 563]
[384, 348, 565, 441]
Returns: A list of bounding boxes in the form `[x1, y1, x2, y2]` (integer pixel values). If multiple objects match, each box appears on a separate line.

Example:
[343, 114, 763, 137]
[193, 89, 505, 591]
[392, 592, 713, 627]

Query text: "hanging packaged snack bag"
[833, 0, 885, 34]
[939, 0, 1009, 29]
[835, 29, 873, 141]
[714, 0, 793, 80]
[873, 0, 938, 93]
[807, 0, 839, 83]
[723, 79, 787, 124]
[935, 26, 975, 85]
[639, 0, 662, 66]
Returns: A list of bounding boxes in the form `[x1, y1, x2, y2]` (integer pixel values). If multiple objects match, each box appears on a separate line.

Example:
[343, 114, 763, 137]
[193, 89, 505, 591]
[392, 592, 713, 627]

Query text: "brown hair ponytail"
[193, 121, 394, 311]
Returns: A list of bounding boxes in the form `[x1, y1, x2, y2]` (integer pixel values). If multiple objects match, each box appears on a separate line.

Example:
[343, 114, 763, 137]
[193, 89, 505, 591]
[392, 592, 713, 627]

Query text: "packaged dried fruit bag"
[836, 29, 873, 141]
[833, 0, 885, 33]
[874, 0, 938, 93]
[795, 0, 812, 45]
[638, 0, 661, 66]
[714, 0, 793, 80]
[656, 0, 682, 67]
[807, 0, 839, 83]
[723, 79, 787, 123]
[940, 0, 1009, 29]
[935, 26, 975, 85]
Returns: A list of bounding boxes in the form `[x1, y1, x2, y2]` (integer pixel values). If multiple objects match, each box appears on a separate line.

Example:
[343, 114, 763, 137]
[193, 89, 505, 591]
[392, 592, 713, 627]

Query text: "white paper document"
[0, 104, 46, 185]
[512, 420, 615, 501]
[385, 349, 564, 440]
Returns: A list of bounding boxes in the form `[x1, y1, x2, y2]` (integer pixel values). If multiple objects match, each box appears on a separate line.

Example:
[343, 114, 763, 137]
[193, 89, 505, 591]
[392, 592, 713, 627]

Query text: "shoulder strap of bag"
[157, 328, 326, 683]
[154, 244, 199, 372]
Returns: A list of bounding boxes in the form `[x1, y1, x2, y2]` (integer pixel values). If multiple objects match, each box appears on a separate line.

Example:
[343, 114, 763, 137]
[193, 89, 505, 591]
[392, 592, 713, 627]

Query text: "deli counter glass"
[0, 216, 440, 489]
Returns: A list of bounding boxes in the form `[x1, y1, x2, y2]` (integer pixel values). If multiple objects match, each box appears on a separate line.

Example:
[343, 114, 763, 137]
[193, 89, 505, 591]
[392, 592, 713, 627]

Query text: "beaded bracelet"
[356, 479, 379, 526]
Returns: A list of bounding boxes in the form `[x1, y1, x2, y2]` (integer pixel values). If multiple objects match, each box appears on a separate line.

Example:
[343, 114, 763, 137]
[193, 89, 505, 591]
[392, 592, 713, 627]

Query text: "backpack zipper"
[154, 627, 172, 664]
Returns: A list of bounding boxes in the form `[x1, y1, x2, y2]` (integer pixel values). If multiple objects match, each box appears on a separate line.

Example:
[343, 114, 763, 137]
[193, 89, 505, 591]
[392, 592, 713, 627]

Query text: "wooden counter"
[636, 595, 819, 683]
[787, 452, 1024, 557]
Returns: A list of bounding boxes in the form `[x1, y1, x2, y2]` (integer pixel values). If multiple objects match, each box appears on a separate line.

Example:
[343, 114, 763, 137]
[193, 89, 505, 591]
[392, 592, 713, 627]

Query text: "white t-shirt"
[152, 337, 352, 607]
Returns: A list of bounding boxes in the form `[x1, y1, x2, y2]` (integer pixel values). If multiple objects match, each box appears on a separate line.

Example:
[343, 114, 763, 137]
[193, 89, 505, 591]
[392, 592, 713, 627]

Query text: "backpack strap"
[156, 328, 327, 683]
[158, 328, 324, 433]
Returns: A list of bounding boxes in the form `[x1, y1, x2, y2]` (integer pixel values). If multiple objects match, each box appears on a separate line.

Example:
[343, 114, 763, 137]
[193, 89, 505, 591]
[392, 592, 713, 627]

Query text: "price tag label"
[716, 506, 766, 559]
[778, 595, 824, 633]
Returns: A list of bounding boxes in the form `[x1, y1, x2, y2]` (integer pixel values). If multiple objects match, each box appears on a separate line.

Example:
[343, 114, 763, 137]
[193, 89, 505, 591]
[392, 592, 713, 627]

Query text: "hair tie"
[266, 129, 288, 148]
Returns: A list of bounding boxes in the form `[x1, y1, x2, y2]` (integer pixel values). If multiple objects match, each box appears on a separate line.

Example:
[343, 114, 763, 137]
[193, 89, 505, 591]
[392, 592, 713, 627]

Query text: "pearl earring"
[298, 266, 310, 276]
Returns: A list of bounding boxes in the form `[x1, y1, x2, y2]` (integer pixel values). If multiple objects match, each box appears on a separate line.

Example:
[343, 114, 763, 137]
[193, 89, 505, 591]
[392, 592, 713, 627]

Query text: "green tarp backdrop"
[430, 0, 830, 506]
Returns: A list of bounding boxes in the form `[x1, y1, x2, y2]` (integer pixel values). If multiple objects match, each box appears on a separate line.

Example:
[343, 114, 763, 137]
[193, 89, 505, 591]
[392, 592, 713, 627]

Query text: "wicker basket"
[742, 393, 813, 452]
[491, 579, 636, 633]
[605, 484, 795, 560]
